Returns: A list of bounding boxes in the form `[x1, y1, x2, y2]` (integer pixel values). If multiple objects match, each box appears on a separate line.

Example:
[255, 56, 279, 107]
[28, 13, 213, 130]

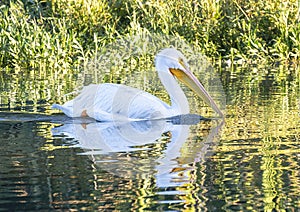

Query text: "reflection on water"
[51, 115, 222, 188]
[0, 64, 299, 211]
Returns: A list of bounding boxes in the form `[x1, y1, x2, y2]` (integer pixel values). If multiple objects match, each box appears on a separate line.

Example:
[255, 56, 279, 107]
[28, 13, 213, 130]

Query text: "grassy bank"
[0, 0, 299, 69]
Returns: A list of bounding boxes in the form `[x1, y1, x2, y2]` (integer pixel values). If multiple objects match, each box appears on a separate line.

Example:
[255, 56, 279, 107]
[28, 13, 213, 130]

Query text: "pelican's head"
[155, 48, 224, 118]
[156, 48, 190, 73]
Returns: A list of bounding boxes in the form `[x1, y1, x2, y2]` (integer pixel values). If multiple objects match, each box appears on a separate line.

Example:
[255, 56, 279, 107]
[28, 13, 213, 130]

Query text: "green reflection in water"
[216, 64, 300, 211]
[0, 66, 80, 113]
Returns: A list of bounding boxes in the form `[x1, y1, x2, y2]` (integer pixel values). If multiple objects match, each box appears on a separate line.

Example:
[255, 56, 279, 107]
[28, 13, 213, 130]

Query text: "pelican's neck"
[156, 63, 190, 115]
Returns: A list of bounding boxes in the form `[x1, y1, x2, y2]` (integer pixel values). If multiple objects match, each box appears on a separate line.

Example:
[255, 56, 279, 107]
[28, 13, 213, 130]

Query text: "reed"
[0, 0, 299, 69]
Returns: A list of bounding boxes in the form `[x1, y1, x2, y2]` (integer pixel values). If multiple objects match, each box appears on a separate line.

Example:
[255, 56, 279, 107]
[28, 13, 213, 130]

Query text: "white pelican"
[52, 48, 223, 121]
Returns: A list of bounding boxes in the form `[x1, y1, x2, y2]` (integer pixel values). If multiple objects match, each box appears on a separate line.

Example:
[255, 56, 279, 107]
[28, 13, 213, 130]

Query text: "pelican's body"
[52, 48, 223, 121]
[52, 83, 180, 121]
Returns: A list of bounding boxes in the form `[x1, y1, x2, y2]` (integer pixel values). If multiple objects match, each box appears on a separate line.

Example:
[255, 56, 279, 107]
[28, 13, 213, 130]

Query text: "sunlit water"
[0, 65, 299, 211]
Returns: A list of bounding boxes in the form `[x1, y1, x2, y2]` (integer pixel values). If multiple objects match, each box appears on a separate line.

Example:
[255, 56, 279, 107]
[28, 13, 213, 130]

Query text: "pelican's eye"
[178, 57, 188, 70]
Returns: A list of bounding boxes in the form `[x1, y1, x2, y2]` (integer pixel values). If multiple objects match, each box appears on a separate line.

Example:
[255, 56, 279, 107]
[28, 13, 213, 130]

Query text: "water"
[0, 64, 299, 211]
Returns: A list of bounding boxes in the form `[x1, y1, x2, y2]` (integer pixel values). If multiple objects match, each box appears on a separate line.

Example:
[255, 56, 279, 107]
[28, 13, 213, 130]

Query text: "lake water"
[0, 63, 299, 211]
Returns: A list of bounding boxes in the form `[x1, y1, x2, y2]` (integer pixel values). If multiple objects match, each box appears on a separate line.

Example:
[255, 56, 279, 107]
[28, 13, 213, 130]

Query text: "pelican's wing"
[52, 83, 173, 121]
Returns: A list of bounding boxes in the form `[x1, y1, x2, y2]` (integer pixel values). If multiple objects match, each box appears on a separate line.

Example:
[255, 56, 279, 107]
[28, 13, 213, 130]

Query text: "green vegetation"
[0, 0, 299, 69]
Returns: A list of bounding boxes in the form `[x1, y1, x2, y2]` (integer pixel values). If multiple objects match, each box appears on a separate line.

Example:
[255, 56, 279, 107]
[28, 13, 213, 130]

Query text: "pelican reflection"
[52, 115, 223, 188]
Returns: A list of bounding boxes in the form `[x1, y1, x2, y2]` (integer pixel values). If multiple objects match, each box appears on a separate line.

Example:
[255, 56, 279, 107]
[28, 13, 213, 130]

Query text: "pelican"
[52, 48, 223, 121]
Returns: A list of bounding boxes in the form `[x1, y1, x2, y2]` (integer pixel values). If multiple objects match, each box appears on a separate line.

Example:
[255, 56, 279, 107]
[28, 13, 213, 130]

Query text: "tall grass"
[0, 0, 299, 69]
